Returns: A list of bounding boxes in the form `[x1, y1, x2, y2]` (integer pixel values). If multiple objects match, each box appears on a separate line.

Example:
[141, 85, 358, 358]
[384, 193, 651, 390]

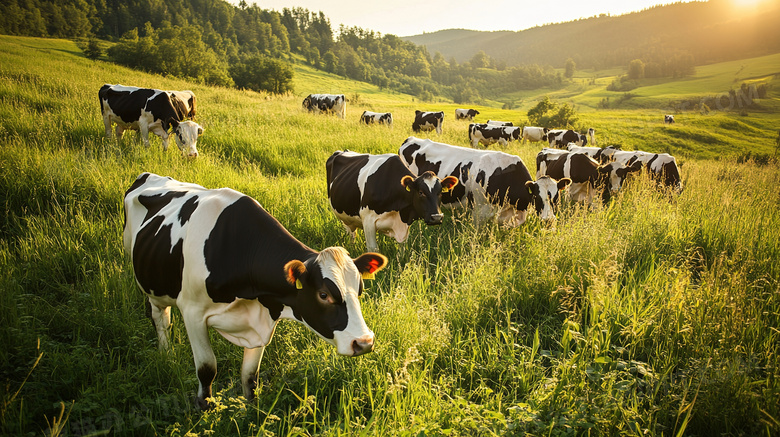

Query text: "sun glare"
[730, 0, 768, 9]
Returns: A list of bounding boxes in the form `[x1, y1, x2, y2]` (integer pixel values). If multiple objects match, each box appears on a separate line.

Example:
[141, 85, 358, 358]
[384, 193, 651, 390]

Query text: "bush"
[229, 55, 294, 94]
[527, 96, 578, 128]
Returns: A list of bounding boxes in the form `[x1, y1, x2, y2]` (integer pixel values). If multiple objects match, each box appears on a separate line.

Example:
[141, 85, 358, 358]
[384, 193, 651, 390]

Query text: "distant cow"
[412, 110, 444, 134]
[548, 129, 588, 148]
[521, 126, 549, 144]
[537, 150, 642, 204]
[664, 115, 675, 124]
[587, 128, 596, 146]
[360, 111, 393, 126]
[469, 123, 522, 148]
[326, 151, 458, 252]
[123, 173, 388, 409]
[303, 94, 346, 119]
[455, 108, 480, 120]
[400, 137, 571, 226]
[486, 120, 514, 127]
[99, 84, 203, 158]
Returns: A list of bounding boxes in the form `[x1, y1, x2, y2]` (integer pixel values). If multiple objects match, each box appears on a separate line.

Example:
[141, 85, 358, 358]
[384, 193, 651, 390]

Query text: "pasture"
[1, 35, 779, 436]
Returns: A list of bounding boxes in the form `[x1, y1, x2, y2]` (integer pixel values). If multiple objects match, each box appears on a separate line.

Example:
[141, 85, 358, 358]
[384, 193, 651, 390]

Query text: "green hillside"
[1, 35, 779, 437]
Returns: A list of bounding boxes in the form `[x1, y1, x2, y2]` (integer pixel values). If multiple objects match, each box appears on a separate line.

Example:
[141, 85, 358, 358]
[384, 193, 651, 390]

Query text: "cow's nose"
[188, 151, 198, 159]
[351, 335, 374, 356]
[427, 213, 444, 225]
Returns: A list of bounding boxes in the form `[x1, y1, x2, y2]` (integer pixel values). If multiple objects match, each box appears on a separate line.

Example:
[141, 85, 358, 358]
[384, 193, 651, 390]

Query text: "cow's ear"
[197, 126, 204, 136]
[558, 178, 572, 190]
[401, 175, 415, 192]
[353, 253, 388, 280]
[441, 176, 458, 192]
[284, 260, 307, 289]
[525, 180, 538, 196]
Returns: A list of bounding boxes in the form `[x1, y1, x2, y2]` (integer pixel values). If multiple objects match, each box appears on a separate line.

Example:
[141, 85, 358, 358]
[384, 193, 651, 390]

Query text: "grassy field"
[1, 34, 779, 436]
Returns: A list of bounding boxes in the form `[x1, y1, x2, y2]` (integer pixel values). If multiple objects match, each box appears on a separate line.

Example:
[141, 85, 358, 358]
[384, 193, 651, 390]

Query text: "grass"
[0, 34, 779, 436]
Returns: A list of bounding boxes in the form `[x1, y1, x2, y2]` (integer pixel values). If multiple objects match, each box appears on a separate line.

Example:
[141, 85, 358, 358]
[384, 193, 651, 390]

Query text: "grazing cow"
[537, 151, 642, 204]
[412, 110, 444, 134]
[360, 111, 393, 126]
[664, 115, 675, 124]
[548, 129, 588, 148]
[326, 151, 458, 252]
[99, 84, 203, 158]
[302, 94, 346, 119]
[646, 153, 683, 192]
[567, 144, 610, 163]
[469, 123, 522, 148]
[123, 173, 388, 410]
[400, 137, 571, 226]
[455, 108, 480, 120]
[521, 126, 549, 144]
[486, 120, 514, 127]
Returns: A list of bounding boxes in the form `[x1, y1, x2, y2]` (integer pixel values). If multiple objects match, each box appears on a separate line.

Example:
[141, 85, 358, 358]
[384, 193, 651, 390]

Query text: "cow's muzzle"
[351, 335, 374, 356]
[425, 213, 444, 225]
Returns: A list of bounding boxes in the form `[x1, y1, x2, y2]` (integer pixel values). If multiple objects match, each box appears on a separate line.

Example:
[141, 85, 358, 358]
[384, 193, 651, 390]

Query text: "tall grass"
[1, 35, 778, 436]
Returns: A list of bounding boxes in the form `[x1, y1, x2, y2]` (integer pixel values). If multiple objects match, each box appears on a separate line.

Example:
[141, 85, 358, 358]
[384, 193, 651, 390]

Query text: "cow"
[302, 94, 346, 119]
[400, 137, 571, 226]
[360, 111, 393, 126]
[664, 115, 675, 124]
[537, 150, 642, 204]
[99, 84, 203, 158]
[486, 120, 514, 127]
[521, 126, 549, 144]
[587, 128, 596, 146]
[326, 151, 459, 252]
[412, 110, 444, 134]
[123, 173, 388, 410]
[548, 129, 588, 148]
[646, 153, 683, 192]
[455, 108, 480, 120]
[469, 123, 522, 148]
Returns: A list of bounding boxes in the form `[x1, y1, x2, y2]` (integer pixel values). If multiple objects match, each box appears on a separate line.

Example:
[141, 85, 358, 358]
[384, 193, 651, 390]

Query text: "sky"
[240, 0, 695, 36]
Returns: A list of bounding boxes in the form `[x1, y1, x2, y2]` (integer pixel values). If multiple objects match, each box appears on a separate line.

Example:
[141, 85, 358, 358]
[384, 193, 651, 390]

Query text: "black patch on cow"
[178, 196, 199, 226]
[204, 196, 314, 320]
[100, 85, 184, 133]
[138, 191, 187, 224]
[293, 278, 348, 340]
[197, 363, 216, 403]
[326, 152, 370, 217]
[443, 162, 471, 205]
[400, 141, 421, 165]
[412, 111, 443, 132]
[483, 163, 533, 210]
[125, 173, 151, 198]
[133, 215, 184, 298]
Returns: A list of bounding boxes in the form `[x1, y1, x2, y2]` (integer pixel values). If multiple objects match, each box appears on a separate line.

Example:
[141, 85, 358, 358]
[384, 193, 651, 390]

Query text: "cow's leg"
[139, 123, 152, 148]
[103, 116, 113, 138]
[148, 300, 172, 351]
[341, 222, 357, 242]
[241, 346, 265, 399]
[182, 315, 217, 410]
[436, 123, 442, 135]
[363, 220, 379, 252]
[115, 125, 125, 139]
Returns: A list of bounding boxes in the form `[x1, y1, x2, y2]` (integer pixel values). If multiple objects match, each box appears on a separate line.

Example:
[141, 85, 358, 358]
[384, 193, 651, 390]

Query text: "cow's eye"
[318, 291, 329, 302]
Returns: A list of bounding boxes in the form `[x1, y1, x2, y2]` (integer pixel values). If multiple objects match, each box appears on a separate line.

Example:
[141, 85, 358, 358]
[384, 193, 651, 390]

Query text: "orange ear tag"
[361, 272, 375, 280]
[295, 279, 303, 289]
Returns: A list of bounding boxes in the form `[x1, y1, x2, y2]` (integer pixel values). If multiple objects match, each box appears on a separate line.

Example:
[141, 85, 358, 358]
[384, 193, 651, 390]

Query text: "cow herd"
[109, 85, 682, 409]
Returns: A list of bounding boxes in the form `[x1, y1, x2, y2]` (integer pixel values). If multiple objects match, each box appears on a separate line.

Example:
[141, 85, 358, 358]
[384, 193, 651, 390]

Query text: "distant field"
[1, 35, 778, 437]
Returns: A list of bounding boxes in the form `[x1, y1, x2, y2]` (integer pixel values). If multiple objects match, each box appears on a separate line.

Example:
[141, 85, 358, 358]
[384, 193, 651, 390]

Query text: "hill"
[403, 0, 780, 69]
[1, 35, 779, 437]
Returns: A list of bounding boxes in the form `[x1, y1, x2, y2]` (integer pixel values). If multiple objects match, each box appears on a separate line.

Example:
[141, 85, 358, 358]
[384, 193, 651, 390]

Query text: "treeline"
[0, 0, 562, 102]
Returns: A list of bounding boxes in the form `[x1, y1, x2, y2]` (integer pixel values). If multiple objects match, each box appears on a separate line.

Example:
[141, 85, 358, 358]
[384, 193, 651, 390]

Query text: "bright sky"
[243, 0, 695, 36]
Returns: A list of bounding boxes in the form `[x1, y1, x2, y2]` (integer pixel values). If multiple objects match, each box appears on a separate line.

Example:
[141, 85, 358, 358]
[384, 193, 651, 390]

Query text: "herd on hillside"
[103, 84, 682, 409]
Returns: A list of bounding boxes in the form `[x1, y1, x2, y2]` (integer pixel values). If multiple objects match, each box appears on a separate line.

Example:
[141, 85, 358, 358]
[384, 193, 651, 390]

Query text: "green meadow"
[1, 35, 779, 436]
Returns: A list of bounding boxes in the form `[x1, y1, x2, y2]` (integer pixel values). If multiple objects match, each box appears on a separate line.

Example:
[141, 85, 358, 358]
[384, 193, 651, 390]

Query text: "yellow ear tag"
[405, 185, 411, 192]
[361, 272, 375, 280]
[442, 187, 449, 193]
[295, 279, 303, 289]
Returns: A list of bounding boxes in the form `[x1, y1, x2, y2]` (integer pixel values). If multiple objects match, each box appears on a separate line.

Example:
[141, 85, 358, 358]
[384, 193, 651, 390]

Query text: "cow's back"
[100, 85, 156, 123]
[327, 151, 370, 217]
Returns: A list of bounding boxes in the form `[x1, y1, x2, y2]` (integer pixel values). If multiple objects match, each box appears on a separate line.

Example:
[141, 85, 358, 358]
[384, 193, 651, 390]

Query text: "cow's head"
[598, 160, 643, 193]
[173, 121, 203, 158]
[526, 176, 571, 223]
[284, 248, 387, 356]
[401, 171, 459, 225]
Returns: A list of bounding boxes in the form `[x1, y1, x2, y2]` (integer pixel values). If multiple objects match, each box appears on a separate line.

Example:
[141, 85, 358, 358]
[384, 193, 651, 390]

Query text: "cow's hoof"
[195, 396, 211, 411]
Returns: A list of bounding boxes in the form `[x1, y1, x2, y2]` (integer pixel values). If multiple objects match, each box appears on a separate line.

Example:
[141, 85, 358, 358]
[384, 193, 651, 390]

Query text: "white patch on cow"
[522, 126, 547, 143]
[534, 176, 560, 222]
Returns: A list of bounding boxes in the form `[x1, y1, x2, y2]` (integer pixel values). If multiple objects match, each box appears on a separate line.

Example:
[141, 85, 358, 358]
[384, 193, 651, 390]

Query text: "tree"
[230, 55, 294, 94]
[564, 58, 576, 79]
[83, 37, 103, 59]
[527, 96, 578, 128]
[628, 59, 645, 80]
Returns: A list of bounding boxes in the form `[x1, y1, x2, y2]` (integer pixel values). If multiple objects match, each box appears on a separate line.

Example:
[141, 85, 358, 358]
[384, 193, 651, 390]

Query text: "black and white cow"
[455, 108, 480, 120]
[326, 151, 458, 252]
[664, 115, 675, 124]
[548, 129, 588, 148]
[123, 173, 388, 410]
[646, 153, 683, 192]
[360, 111, 393, 126]
[99, 84, 203, 158]
[537, 150, 642, 204]
[412, 110, 444, 134]
[302, 94, 346, 119]
[469, 123, 522, 148]
[486, 120, 514, 127]
[400, 137, 571, 226]
[587, 128, 596, 146]
[566, 144, 609, 163]
[521, 126, 549, 144]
